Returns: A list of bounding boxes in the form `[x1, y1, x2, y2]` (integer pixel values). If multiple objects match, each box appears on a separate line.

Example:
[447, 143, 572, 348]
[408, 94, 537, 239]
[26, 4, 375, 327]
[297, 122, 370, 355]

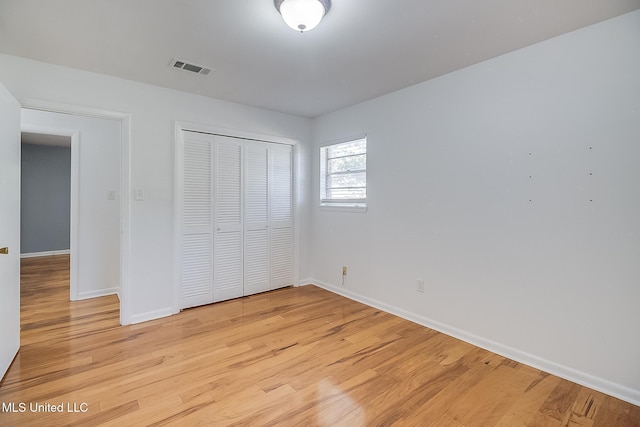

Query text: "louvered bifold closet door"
[243, 142, 270, 296]
[181, 132, 214, 309]
[213, 136, 244, 302]
[269, 144, 294, 290]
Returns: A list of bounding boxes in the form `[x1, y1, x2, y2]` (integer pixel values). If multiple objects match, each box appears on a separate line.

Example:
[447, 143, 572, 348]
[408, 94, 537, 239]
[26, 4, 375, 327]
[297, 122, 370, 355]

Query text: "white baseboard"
[77, 287, 119, 300]
[309, 278, 640, 407]
[297, 279, 315, 287]
[20, 249, 70, 258]
[129, 307, 175, 325]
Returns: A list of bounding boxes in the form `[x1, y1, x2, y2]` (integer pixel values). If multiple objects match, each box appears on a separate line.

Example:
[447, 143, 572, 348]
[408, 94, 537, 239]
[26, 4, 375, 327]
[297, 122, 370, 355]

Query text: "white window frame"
[320, 134, 367, 212]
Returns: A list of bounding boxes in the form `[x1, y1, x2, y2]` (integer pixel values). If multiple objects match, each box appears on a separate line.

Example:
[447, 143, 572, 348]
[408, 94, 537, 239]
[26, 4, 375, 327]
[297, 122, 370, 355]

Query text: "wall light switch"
[417, 279, 425, 293]
[135, 188, 144, 201]
[107, 190, 116, 200]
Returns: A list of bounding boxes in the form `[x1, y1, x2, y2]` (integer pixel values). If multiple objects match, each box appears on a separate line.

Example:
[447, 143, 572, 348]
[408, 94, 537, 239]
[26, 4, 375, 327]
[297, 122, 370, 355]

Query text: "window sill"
[319, 204, 367, 213]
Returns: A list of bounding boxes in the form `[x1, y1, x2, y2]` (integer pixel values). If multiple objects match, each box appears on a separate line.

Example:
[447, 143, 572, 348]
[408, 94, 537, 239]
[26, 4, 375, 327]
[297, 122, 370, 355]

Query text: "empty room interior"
[0, 1, 639, 425]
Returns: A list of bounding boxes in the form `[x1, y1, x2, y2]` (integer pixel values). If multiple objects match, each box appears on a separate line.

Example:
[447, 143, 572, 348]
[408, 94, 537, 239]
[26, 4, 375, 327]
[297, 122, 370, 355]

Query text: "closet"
[178, 131, 293, 309]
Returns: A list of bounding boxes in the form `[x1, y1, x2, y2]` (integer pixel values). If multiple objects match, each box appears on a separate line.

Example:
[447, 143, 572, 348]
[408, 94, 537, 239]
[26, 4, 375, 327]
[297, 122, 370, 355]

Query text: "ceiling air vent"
[171, 58, 211, 75]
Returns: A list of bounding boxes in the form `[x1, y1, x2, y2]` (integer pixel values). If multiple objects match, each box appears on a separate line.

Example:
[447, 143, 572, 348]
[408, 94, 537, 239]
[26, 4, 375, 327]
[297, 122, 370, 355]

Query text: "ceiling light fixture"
[274, 0, 331, 33]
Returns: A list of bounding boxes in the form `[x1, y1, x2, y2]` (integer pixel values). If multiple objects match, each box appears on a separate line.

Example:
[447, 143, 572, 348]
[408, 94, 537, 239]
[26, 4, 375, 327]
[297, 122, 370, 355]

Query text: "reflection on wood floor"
[1, 255, 638, 426]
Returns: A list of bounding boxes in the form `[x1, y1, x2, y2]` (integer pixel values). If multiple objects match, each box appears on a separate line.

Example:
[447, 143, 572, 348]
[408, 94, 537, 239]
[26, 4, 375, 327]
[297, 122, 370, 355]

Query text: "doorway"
[20, 133, 72, 260]
[20, 133, 75, 321]
[20, 107, 125, 323]
[20, 129, 78, 302]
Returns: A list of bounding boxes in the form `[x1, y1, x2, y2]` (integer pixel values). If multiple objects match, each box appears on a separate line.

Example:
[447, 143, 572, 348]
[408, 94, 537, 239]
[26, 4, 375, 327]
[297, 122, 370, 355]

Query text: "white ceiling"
[1, 0, 639, 118]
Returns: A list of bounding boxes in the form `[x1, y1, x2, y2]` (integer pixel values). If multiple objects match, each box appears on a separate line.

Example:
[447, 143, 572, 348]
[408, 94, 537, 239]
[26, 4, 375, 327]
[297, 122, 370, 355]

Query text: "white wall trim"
[172, 123, 185, 316]
[176, 121, 299, 147]
[20, 250, 70, 258]
[21, 100, 132, 325]
[70, 130, 80, 301]
[119, 114, 132, 325]
[320, 132, 368, 148]
[292, 143, 301, 291]
[22, 99, 130, 121]
[77, 287, 119, 300]
[129, 307, 175, 325]
[309, 278, 640, 407]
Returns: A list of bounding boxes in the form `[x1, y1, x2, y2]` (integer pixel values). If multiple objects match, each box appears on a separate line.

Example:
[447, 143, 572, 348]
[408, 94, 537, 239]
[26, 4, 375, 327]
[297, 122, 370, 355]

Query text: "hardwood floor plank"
[0, 255, 638, 426]
[539, 380, 583, 421]
[447, 364, 540, 426]
[494, 373, 562, 426]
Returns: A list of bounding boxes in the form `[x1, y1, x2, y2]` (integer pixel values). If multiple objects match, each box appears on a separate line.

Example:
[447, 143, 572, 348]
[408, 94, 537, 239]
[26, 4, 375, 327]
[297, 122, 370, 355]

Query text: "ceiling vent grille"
[171, 58, 211, 75]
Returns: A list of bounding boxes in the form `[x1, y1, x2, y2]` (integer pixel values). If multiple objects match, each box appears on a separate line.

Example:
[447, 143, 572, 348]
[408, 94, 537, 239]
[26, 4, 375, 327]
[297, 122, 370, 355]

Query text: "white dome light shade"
[276, 0, 329, 32]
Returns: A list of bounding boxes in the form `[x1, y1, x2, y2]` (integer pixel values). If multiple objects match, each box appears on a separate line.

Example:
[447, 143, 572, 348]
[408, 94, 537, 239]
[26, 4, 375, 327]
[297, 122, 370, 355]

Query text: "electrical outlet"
[342, 266, 347, 276]
[417, 279, 424, 293]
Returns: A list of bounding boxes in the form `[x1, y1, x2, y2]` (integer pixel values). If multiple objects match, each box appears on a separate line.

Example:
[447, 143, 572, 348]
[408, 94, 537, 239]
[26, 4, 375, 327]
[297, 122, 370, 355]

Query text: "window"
[320, 136, 367, 208]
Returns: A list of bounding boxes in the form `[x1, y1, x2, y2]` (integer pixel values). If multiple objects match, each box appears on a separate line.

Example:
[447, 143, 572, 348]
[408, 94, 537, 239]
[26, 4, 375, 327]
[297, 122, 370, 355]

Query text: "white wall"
[21, 110, 121, 298]
[310, 11, 640, 404]
[0, 54, 312, 323]
[1, 7, 638, 406]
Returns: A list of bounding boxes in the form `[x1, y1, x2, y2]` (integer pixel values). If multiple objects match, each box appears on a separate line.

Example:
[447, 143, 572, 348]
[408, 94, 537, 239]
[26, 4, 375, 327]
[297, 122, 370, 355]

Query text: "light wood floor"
[1, 255, 638, 426]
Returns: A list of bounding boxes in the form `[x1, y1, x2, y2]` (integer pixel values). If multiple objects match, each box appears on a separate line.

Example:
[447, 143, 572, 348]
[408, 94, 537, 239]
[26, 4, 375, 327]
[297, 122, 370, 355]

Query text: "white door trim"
[21, 100, 132, 325]
[176, 121, 299, 146]
[173, 121, 300, 315]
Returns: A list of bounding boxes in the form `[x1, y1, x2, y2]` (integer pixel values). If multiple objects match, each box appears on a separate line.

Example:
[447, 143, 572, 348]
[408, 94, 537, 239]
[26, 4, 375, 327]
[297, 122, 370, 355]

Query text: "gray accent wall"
[21, 142, 71, 254]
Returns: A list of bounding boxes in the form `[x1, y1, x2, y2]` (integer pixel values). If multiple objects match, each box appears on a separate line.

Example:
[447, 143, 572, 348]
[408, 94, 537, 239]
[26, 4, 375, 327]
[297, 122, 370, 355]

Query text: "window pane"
[326, 187, 366, 200]
[327, 171, 366, 189]
[327, 139, 366, 158]
[327, 154, 365, 174]
[320, 137, 366, 205]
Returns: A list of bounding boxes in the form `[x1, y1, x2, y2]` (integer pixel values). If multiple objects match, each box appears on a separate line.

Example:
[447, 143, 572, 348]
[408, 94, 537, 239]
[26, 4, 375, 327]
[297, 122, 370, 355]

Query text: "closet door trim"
[174, 122, 298, 314]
